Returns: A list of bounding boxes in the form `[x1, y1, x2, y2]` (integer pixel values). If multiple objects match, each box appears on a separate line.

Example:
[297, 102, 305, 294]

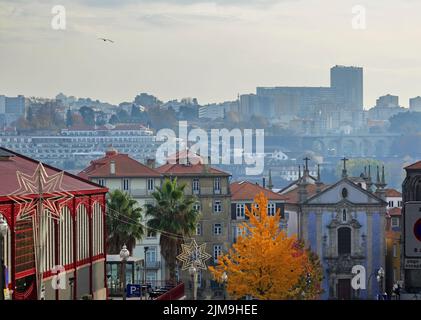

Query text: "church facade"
[281, 161, 387, 299]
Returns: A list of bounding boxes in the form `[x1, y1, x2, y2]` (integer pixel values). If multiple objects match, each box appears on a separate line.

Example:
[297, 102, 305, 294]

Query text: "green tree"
[65, 109, 73, 127]
[79, 106, 95, 126]
[146, 179, 199, 282]
[106, 190, 144, 254]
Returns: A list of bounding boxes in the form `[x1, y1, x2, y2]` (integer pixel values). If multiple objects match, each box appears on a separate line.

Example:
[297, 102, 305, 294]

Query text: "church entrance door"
[337, 279, 351, 300]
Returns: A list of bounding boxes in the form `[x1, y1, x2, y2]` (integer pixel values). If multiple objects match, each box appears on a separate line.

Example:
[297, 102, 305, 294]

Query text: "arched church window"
[338, 227, 351, 255]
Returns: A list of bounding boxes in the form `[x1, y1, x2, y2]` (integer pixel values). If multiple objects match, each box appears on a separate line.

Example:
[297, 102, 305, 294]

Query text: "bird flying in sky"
[98, 38, 114, 43]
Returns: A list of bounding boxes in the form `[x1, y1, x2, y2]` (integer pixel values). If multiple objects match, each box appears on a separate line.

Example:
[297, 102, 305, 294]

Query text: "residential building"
[156, 151, 231, 300]
[230, 181, 289, 242]
[78, 147, 164, 284]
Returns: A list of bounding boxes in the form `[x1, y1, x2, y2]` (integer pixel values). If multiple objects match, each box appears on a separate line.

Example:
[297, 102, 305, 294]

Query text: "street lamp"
[376, 267, 385, 300]
[189, 265, 198, 300]
[120, 244, 130, 300]
[144, 246, 149, 286]
[222, 272, 228, 300]
[0, 216, 8, 301]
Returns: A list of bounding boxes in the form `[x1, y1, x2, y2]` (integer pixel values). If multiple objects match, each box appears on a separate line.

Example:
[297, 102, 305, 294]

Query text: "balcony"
[142, 261, 161, 270]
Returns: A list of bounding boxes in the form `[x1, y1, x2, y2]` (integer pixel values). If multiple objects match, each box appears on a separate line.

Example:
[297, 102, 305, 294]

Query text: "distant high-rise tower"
[330, 65, 363, 110]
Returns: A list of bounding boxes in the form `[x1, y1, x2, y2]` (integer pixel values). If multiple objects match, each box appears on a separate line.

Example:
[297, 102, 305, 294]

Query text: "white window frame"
[214, 200, 222, 213]
[267, 203, 276, 216]
[147, 178, 154, 191]
[192, 178, 200, 194]
[196, 223, 202, 236]
[214, 223, 222, 236]
[236, 204, 245, 219]
[123, 178, 130, 191]
[213, 245, 222, 263]
[214, 178, 221, 194]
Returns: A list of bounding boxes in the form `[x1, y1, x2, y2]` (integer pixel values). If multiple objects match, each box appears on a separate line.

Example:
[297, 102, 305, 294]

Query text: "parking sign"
[405, 202, 421, 257]
[126, 284, 141, 298]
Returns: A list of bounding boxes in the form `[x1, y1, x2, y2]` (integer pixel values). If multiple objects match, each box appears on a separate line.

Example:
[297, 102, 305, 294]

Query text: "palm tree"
[146, 178, 199, 282]
[106, 189, 144, 254]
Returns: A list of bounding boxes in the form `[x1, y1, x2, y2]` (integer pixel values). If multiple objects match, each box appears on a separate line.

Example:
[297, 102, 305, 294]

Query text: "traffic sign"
[404, 258, 421, 270]
[126, 284, 141, 298]
[405, 202, 421, 257]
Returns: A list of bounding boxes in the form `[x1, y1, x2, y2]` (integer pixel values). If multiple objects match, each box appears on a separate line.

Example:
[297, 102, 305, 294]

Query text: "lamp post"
[189, 265, 198, 300]
[0, 216, 8, 301]
[120, 244, 130, 300]
[376, 267, 385, 300]
[222, 272, 228, 300]
[143, 246, 149, 286]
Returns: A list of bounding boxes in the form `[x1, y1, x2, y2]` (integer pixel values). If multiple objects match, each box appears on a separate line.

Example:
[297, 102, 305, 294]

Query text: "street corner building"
[0, 147, 108, 300]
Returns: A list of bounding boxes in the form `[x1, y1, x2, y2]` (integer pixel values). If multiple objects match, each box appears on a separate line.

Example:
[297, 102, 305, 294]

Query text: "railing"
[156, 283, 185, 300]
[142, 261, 161, 269]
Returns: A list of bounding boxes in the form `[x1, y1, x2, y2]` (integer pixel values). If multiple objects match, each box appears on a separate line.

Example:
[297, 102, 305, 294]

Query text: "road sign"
[405, 258, 421, 270]
[405, 202, 421, 258]
[126, 284, 141, 298]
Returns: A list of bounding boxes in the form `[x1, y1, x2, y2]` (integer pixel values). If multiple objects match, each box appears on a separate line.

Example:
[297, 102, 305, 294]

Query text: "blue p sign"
[126, 284, 141, 298]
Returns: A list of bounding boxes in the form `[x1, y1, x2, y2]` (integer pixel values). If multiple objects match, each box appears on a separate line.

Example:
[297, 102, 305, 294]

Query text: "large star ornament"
[177, 239, 212, 271]
[8, 163, 74, 221]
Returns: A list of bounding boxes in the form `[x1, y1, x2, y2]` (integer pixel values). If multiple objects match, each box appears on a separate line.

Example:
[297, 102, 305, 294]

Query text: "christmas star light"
[8, 163, 74, 221]
[177, 239, 212, 271]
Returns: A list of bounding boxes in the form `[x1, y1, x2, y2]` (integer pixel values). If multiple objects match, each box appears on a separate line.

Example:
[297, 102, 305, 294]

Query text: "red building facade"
[0, 148, 108, 300]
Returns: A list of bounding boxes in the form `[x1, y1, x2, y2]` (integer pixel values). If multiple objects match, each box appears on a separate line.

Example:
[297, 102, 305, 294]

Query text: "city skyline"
[1, 0, 421, 107]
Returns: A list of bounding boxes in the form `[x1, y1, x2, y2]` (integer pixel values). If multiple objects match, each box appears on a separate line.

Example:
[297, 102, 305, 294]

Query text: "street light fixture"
[222, 272, 228, 300]
[120, 244, 130, 301]
[0, 216, 8, 301]
[144, 246, 149, 286]
[376, 267, 385, 300]
[189, 265, 198, 300]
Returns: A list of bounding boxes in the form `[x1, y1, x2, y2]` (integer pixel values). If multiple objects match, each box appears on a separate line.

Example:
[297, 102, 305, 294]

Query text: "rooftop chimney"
[106, 145, 118, 157]
[110, 160, 116, 175]
[146, 158, 156, 169]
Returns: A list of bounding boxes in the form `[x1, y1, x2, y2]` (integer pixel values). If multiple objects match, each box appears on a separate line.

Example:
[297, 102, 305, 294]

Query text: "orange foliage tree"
[210, 193, 318, 300]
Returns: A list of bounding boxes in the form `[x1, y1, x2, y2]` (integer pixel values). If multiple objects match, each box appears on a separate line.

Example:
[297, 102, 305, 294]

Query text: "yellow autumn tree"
[209, 193, 307, 300]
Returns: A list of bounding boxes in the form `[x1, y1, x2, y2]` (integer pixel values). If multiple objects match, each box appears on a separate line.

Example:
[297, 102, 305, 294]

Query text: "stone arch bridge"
[298, 133, 400, 157]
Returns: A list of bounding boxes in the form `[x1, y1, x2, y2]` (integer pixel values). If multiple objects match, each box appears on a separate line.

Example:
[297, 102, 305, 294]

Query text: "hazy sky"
[1, 0, 421, 108]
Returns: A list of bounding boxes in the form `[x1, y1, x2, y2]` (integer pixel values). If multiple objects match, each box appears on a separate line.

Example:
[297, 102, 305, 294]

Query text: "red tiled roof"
[156, 150, 230, 176]
[79, 149, 161, 178]
[405, 161, 421, 170]
[156, 163, 230, 176]
[230, 181, 288, 201]
[385, 188, 402, 197]
[388, 207, 402, 216]
[281, 184, 328, 204]
[0, 147, 103, 196]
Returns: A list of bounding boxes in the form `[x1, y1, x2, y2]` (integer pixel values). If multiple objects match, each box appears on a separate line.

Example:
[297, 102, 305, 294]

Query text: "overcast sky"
[1, 0, 420, 107]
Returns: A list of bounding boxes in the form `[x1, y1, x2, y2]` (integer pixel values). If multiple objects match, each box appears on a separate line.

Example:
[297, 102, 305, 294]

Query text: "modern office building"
[409, 96, 421, 112]
[330, 65, 364, 110]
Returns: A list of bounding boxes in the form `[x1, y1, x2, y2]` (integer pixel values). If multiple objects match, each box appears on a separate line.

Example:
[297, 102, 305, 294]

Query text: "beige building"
[79, 147, 165, 285]
[156, 152, 231, 300]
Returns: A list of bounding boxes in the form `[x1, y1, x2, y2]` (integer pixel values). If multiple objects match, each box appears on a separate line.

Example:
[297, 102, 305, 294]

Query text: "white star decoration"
[177, 239, 212, 271]
[8, 163, 74, 221]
